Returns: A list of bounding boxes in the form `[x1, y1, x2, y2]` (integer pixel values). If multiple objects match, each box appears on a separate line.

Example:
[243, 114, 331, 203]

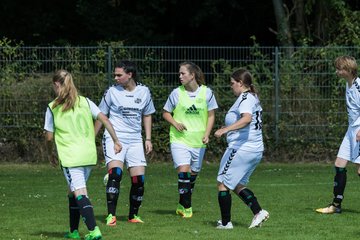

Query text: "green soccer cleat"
[105, 213, 116, 226]
[128, 215, 144, 223]
[64, 229, 81, 239]
[176, 203, 185, 216]
[176, 204, 192, 218]
[84, 226, 102, 240]
[182, 207, 193, 218]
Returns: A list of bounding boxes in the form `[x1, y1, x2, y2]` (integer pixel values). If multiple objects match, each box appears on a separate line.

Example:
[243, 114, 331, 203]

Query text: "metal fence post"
[107, 46, 112, 85]
[274, 47, 280, 145]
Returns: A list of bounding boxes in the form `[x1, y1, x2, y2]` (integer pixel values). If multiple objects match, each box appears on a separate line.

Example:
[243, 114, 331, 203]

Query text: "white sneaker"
[216, 220, 233, 229]
[249, 209, 269, 228]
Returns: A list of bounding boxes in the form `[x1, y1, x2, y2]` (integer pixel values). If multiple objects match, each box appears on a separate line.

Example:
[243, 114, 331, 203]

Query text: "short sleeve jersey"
[346, 77, 360, 127]
[225, 91, 264, 152]
[98, 83, 156, 143]
[44, 97, 101, 132]
[163, 86, 218, 113]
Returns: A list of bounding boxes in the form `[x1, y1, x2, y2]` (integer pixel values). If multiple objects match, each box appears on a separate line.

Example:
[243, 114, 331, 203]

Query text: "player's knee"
[131, 175, 144, 186]
[108, 167, 123, 182]
[131, 175, 145, 199]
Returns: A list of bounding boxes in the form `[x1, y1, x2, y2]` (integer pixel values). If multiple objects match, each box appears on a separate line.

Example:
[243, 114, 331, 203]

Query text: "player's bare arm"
[163, 111, 187, 132]
[94, 119, 103, 136]
[97, 112, 122, 154]
[214, 113, 252, 138]
[203, 110, 215, 143]
[44, 129, 58, 167]
[143, 114, 153, 155]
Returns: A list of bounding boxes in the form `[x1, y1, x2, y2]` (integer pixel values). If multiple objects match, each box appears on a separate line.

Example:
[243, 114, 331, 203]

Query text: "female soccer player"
[163, 61, 218, 218]
[214, 68, 269, 229]
[44, 70, 122, 240]
[95, 60, 155, 225]
[316, 56, 360, 214]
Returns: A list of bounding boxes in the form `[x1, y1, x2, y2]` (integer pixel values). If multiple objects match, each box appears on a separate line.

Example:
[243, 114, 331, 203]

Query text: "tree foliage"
[273, 0, 360, 46]
[1, 1, 360, 45]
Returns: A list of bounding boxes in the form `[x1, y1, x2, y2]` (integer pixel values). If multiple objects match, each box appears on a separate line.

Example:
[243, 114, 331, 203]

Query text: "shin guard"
[129, 175, 145, 219]
[333, 167, 347, 206]
[106, 167, 122, 215]
[238, 188, 262, 215]
[218, 191, 231, 225]
[178, 172, 191, 208]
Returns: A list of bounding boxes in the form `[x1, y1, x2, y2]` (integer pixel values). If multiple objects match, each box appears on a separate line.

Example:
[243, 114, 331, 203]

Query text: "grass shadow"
[149, 209, 176, 216]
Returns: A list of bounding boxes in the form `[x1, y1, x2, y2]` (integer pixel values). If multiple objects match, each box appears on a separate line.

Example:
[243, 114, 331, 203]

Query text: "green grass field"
[1, 162, 360, 240]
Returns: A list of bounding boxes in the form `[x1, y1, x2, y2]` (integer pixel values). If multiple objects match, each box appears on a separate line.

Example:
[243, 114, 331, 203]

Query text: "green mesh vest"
[49, 96, 97, 167]
[170, 85, 208, 148]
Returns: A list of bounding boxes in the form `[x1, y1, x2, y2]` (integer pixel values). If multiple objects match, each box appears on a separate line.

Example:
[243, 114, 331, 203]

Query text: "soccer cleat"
[249, 209, 269, 228]
[106, 213, 117, 226]
[316, 204, 342, 214]
[182, 207, 193, 218]
[84, 226, 102, 240]
[216, 220, 234, 229]
[128, 215, 144, 223]
[176, 204, 192, 218]
[176, 203, 185, 216]
[64, 229, 81, 239]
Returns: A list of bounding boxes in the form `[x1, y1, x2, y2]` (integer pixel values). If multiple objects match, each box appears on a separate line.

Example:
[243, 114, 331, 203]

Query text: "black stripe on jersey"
[102, 85, 114, 98]
[136, 81, 144, 86]
[219, 149, 237, 175]
[101, 86, 113, 109]
[143, 98, 154, 111]
[64, 167, 73, 185]
[354, 80, 360, 93]
[168, 90, 177, 108]
[136, 81, 154, 98]
[102, 135, 110, 160]
[236, 92, 249, 108]
[208, 90, 214, 103]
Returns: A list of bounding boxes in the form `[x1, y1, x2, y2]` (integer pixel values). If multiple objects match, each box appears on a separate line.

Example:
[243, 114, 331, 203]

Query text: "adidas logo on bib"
[185, 104, 199, 114]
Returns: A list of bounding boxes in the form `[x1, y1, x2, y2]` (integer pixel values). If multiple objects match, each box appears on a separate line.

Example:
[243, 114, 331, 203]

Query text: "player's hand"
[145, 140, 153, 155]
[174, 122, 187, 132]
[202, 135, 209, 144]
[356, 130, 360, 141]
[214, 127, 227, 138]
[114, 141, 122, 154]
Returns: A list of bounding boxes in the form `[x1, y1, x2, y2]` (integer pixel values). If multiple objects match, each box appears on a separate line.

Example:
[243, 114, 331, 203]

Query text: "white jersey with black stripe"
[346, 77, 360, 127]
[98, 83, 156, 143]
[225, 92, 264, 152]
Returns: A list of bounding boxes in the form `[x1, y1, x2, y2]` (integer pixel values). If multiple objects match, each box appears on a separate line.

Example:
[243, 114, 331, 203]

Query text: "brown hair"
[115, 60, 138, 81]
[51, 70, 78, 111]
[179, 61, 205, 85]
[231, 68, 258, 95]
[334, 55, 358, 78]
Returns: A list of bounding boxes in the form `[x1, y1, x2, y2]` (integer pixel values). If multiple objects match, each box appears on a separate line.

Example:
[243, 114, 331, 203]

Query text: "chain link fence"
[1, 46, 359, 162]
